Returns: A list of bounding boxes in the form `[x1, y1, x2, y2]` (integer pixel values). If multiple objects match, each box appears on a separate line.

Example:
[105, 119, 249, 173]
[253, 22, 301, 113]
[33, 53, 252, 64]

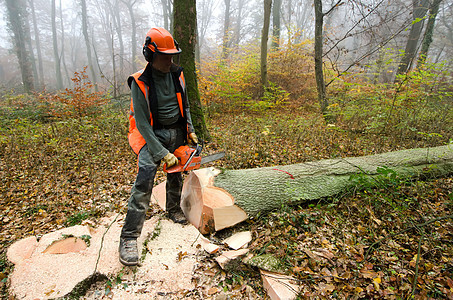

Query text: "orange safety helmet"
[142, 27, 181, 62]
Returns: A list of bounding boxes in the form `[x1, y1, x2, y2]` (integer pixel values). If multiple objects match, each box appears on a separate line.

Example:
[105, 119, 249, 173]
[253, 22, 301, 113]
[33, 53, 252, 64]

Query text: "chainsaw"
[163, 143, 225, 173]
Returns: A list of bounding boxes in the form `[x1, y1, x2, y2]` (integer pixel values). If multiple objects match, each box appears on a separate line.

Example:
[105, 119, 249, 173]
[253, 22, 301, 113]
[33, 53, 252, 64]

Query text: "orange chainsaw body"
[163, 145, 201, 173]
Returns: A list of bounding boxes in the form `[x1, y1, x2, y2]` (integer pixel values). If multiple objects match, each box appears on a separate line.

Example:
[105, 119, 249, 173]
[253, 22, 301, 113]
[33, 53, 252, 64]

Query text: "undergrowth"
[0, 44, 452, 298]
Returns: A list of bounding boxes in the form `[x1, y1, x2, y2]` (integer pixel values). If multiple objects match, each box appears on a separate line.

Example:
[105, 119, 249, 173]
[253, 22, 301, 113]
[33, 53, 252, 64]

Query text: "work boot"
[167, 210, 188, 224]
[119, 238, 139, 266]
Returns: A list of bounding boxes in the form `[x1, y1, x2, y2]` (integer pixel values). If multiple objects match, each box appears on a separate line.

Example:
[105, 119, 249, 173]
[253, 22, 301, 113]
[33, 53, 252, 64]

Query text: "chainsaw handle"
[163, 163, 184, 173]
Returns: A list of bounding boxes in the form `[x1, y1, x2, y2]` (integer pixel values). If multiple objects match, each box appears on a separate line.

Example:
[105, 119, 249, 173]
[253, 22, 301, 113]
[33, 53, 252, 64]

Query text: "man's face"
[152, 53, 174, 73]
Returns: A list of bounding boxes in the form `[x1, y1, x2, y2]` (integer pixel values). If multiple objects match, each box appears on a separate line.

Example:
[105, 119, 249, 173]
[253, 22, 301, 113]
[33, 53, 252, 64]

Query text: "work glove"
[188, 132, 198, 145]
[163, 152, 178, 168]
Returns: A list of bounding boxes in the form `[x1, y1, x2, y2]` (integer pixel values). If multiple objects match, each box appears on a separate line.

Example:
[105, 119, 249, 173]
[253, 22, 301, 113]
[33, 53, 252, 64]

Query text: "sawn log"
[180, 144, 453, 234]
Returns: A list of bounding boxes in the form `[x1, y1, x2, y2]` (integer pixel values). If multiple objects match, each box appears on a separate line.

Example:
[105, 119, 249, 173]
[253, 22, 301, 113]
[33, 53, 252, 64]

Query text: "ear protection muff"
[143, 36, 155, 62]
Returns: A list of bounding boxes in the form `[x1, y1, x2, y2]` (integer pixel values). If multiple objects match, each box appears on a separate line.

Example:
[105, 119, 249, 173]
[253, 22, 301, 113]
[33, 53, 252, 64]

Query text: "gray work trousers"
[121, 127, 185, 239]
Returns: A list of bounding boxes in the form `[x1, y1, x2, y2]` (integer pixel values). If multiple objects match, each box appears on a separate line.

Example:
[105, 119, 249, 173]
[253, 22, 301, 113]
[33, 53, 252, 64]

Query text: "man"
[119, 27, 198, 266]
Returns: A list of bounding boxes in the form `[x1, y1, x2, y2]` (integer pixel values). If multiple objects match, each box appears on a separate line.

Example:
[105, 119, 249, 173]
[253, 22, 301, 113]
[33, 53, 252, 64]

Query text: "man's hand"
[188, 132, 198, 145]
[163, 152, 178, 168]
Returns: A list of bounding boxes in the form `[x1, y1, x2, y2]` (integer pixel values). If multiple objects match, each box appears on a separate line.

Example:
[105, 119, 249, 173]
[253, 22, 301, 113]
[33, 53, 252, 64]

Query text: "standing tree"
[5, 0, 34, 92]
[221, 0, 231, 60]
[161, 0, 173, 33]
[418, 0, 443, 66]
[173, 0, 210, 140]
[122, 0, 138, 72]
[313, 0, 342, 119]
[197, 0, 216, 64]
[395, 0, 430, 78]
[59, 0, 71, 86]
[52, 0, 63, 89]
[28, 0, 44, 89]
[272, 0, 281, 49]
[260, 0, 272, 90]
[111, 0, 125, 72]
[233, 0, 246, 51]
[80, 0, 98, 91]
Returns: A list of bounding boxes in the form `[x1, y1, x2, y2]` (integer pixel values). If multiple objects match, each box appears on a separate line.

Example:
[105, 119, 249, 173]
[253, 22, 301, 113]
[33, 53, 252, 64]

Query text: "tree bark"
[314, 0, 327, 116]
[122, 0, 138, 72]
[23, 6, 38, 90]
[5, 0, 34, 92]
[112, 0, 125, 72]
[395, 0, 430, 78]
[272, 0, 281, 49]
[173, 0, 210, 140]
[197, 0, 215, 64]
[81, 0, 98, 91]
[52, 0, 63, 90]
[221, 0, 231, 60]
[417, 0, 443, 66]
[233, 0, 245, 51]
[260, 0, 272, 90]
[28, 0, 45, 90]
[161, 0, 173, 33]
[59, 0, 71, 87]
[181, 145, 453, 233]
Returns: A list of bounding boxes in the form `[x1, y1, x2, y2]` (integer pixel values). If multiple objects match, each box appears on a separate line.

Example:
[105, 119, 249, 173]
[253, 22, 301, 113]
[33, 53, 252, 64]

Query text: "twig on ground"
[365, 214, 453, 258]
[411, 229, 424, 297]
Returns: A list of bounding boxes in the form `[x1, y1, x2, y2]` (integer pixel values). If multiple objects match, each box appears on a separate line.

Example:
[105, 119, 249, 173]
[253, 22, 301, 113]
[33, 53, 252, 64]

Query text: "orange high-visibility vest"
[127, 68, 188, 155]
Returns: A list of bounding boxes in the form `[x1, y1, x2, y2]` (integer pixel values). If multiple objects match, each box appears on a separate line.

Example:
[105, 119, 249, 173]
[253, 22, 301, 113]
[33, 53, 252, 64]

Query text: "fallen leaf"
[314, 248, 335, 259]
[208, 287, 219, 295]
[373, 277, 381, 291]
[177, 251, 188, 262]
[409, 254, 419, 268]
[360, 269, 378, 279]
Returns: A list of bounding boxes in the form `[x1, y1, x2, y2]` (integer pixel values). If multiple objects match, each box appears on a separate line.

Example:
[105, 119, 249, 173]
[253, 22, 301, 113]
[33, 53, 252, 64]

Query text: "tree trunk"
[233, 0, 245, 51]
[113, 0, 125, 72]
[161, 0, 173, 33]
[52, 0, 63, 90]
[272, 0, 281, 49]
[181, 145, 453, 233]
[260, 0, 272, 90]
[417, 0, 443, 66]
[395, 0, 430, 78]
[173, 0, 210, 140]
[221, 0, 231, 60]
[28, 0, 45, 90]
[5, 0, 34, 92]
[81, 0, 98, 91]
[22, 6, 38, 91]
[197, 0, 215, 64]
[314, 0, 328, 116]
[123, 0, 137, 72]
[59, 0, 71, 87]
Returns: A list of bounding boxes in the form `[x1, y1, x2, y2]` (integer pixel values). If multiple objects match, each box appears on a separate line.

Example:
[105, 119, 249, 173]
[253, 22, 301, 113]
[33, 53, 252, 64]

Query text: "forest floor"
[0, 94, 452, 299]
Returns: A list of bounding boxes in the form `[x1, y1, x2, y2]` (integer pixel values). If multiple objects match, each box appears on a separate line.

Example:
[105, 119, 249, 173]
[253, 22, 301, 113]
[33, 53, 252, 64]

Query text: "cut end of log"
[43, 237, 88, 254]
[181, 168, 248, 234]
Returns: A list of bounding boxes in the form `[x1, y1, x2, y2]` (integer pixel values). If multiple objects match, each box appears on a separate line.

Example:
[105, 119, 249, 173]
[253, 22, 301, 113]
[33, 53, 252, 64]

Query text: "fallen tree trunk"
[181, 145, 453, 233]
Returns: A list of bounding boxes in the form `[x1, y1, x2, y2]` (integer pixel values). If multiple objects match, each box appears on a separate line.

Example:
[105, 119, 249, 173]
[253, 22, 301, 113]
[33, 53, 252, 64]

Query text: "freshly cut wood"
[199, 236, 220, 254]
[43, 237, 87, 254]
[151, 181, 166, 210]
[7, 236, 38, 264]
[260, 270, 300, 300]
[223, 231, 252, 250]
[213, 205, 247, 231]
[215, 249, 249, 269]
[181, 168, 247, 234]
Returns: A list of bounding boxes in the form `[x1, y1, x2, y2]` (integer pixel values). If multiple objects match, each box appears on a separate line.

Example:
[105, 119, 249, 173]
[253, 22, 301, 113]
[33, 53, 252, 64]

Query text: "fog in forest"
[1, 0, 452, 94]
